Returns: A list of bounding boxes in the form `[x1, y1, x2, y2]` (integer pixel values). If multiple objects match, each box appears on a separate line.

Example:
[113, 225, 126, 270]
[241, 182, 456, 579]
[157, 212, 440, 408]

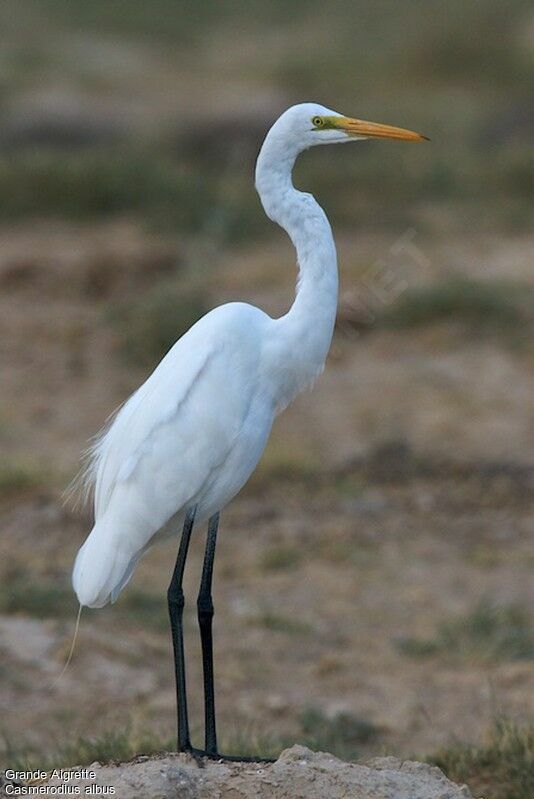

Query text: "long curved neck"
[255, 135, 338, 407]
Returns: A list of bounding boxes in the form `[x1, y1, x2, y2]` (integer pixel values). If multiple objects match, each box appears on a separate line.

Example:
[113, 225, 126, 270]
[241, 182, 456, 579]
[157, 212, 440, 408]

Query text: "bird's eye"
[312, 116, 324, 128]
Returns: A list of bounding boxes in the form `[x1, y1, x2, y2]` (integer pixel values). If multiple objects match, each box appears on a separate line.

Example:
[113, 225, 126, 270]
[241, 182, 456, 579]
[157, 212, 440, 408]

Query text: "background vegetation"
[0, 3, 532, 797]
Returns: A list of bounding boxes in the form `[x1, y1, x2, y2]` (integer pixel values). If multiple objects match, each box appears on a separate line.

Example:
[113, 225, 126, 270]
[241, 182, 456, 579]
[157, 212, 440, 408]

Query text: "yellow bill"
[337, 116, 428, 141]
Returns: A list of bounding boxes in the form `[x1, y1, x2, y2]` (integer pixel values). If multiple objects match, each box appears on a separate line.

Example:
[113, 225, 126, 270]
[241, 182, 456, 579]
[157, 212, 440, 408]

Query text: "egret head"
[268, 102, 427, 153]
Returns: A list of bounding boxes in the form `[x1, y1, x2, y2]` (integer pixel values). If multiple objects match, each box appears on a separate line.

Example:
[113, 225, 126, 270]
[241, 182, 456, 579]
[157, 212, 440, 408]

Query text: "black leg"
[169, 509, 274, 764]
[197, 512, 220, 756]
[168, 505, 197, 752]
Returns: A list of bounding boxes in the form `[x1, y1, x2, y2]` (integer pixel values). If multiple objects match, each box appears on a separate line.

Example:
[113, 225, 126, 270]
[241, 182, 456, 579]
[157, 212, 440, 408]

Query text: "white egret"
[72, 102, 426, 759]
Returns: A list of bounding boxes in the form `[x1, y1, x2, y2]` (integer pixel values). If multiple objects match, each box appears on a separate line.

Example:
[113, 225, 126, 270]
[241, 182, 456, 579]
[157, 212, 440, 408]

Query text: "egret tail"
[72, 519, 139, 608]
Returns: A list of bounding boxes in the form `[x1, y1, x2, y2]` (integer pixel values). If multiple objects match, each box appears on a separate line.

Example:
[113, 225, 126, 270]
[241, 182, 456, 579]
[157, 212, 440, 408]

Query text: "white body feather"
[73, 103, 341, 608]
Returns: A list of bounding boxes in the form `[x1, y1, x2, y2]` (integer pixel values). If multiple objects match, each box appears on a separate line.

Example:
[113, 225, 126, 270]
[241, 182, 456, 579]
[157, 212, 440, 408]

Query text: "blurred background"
[1, 2, 532, 795]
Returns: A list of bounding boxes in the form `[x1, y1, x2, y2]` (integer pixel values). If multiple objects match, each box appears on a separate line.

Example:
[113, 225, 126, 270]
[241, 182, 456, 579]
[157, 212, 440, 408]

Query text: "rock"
[39, 745, 473, 799]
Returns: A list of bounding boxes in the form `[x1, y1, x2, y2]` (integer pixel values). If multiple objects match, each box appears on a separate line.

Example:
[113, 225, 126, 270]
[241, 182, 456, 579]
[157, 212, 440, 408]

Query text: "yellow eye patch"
[311, 116, 341, 130]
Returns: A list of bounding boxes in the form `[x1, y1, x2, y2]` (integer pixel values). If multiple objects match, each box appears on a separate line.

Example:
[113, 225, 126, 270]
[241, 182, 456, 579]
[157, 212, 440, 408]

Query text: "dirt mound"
[38, 746, 473, 798]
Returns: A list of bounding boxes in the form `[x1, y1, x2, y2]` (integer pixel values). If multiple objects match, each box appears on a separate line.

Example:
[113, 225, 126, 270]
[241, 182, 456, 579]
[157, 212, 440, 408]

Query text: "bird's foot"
[181, 747, 274, 765]
[206, 752, 275, 764]
[180, 746, 208, 768]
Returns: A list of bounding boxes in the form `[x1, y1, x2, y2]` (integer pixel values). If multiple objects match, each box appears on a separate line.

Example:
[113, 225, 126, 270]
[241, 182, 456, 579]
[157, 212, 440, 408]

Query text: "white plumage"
[73, 303, 275, 607]
[72, 102, 425, 609]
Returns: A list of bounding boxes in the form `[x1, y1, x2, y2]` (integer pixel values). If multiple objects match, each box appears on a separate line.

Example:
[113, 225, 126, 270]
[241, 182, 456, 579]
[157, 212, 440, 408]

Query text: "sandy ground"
[32, 747, 474, 799]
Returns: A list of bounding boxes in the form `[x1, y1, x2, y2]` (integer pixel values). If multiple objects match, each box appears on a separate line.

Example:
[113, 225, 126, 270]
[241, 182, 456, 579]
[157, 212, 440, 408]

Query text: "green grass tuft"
[110, 280, 208, 367]
[1, 728, 173, 772]
[218, 726, 285, 761]
[259, 544, 303, 572]
[429, 720, 534, 799]
[113, 588, 169, 632]
[253, 612, 313, 636]
[221, 708, 381, 762]
[0, 149, 265, 242]
[0, 150, 208, 231]
[381, 278, 532, 341]
[298, 707, 380, 761]
[396, 601, 534, 663]
[0, 571, 168, 630]
[0, 576, 75, 619]
[0, 463, 49, 499]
